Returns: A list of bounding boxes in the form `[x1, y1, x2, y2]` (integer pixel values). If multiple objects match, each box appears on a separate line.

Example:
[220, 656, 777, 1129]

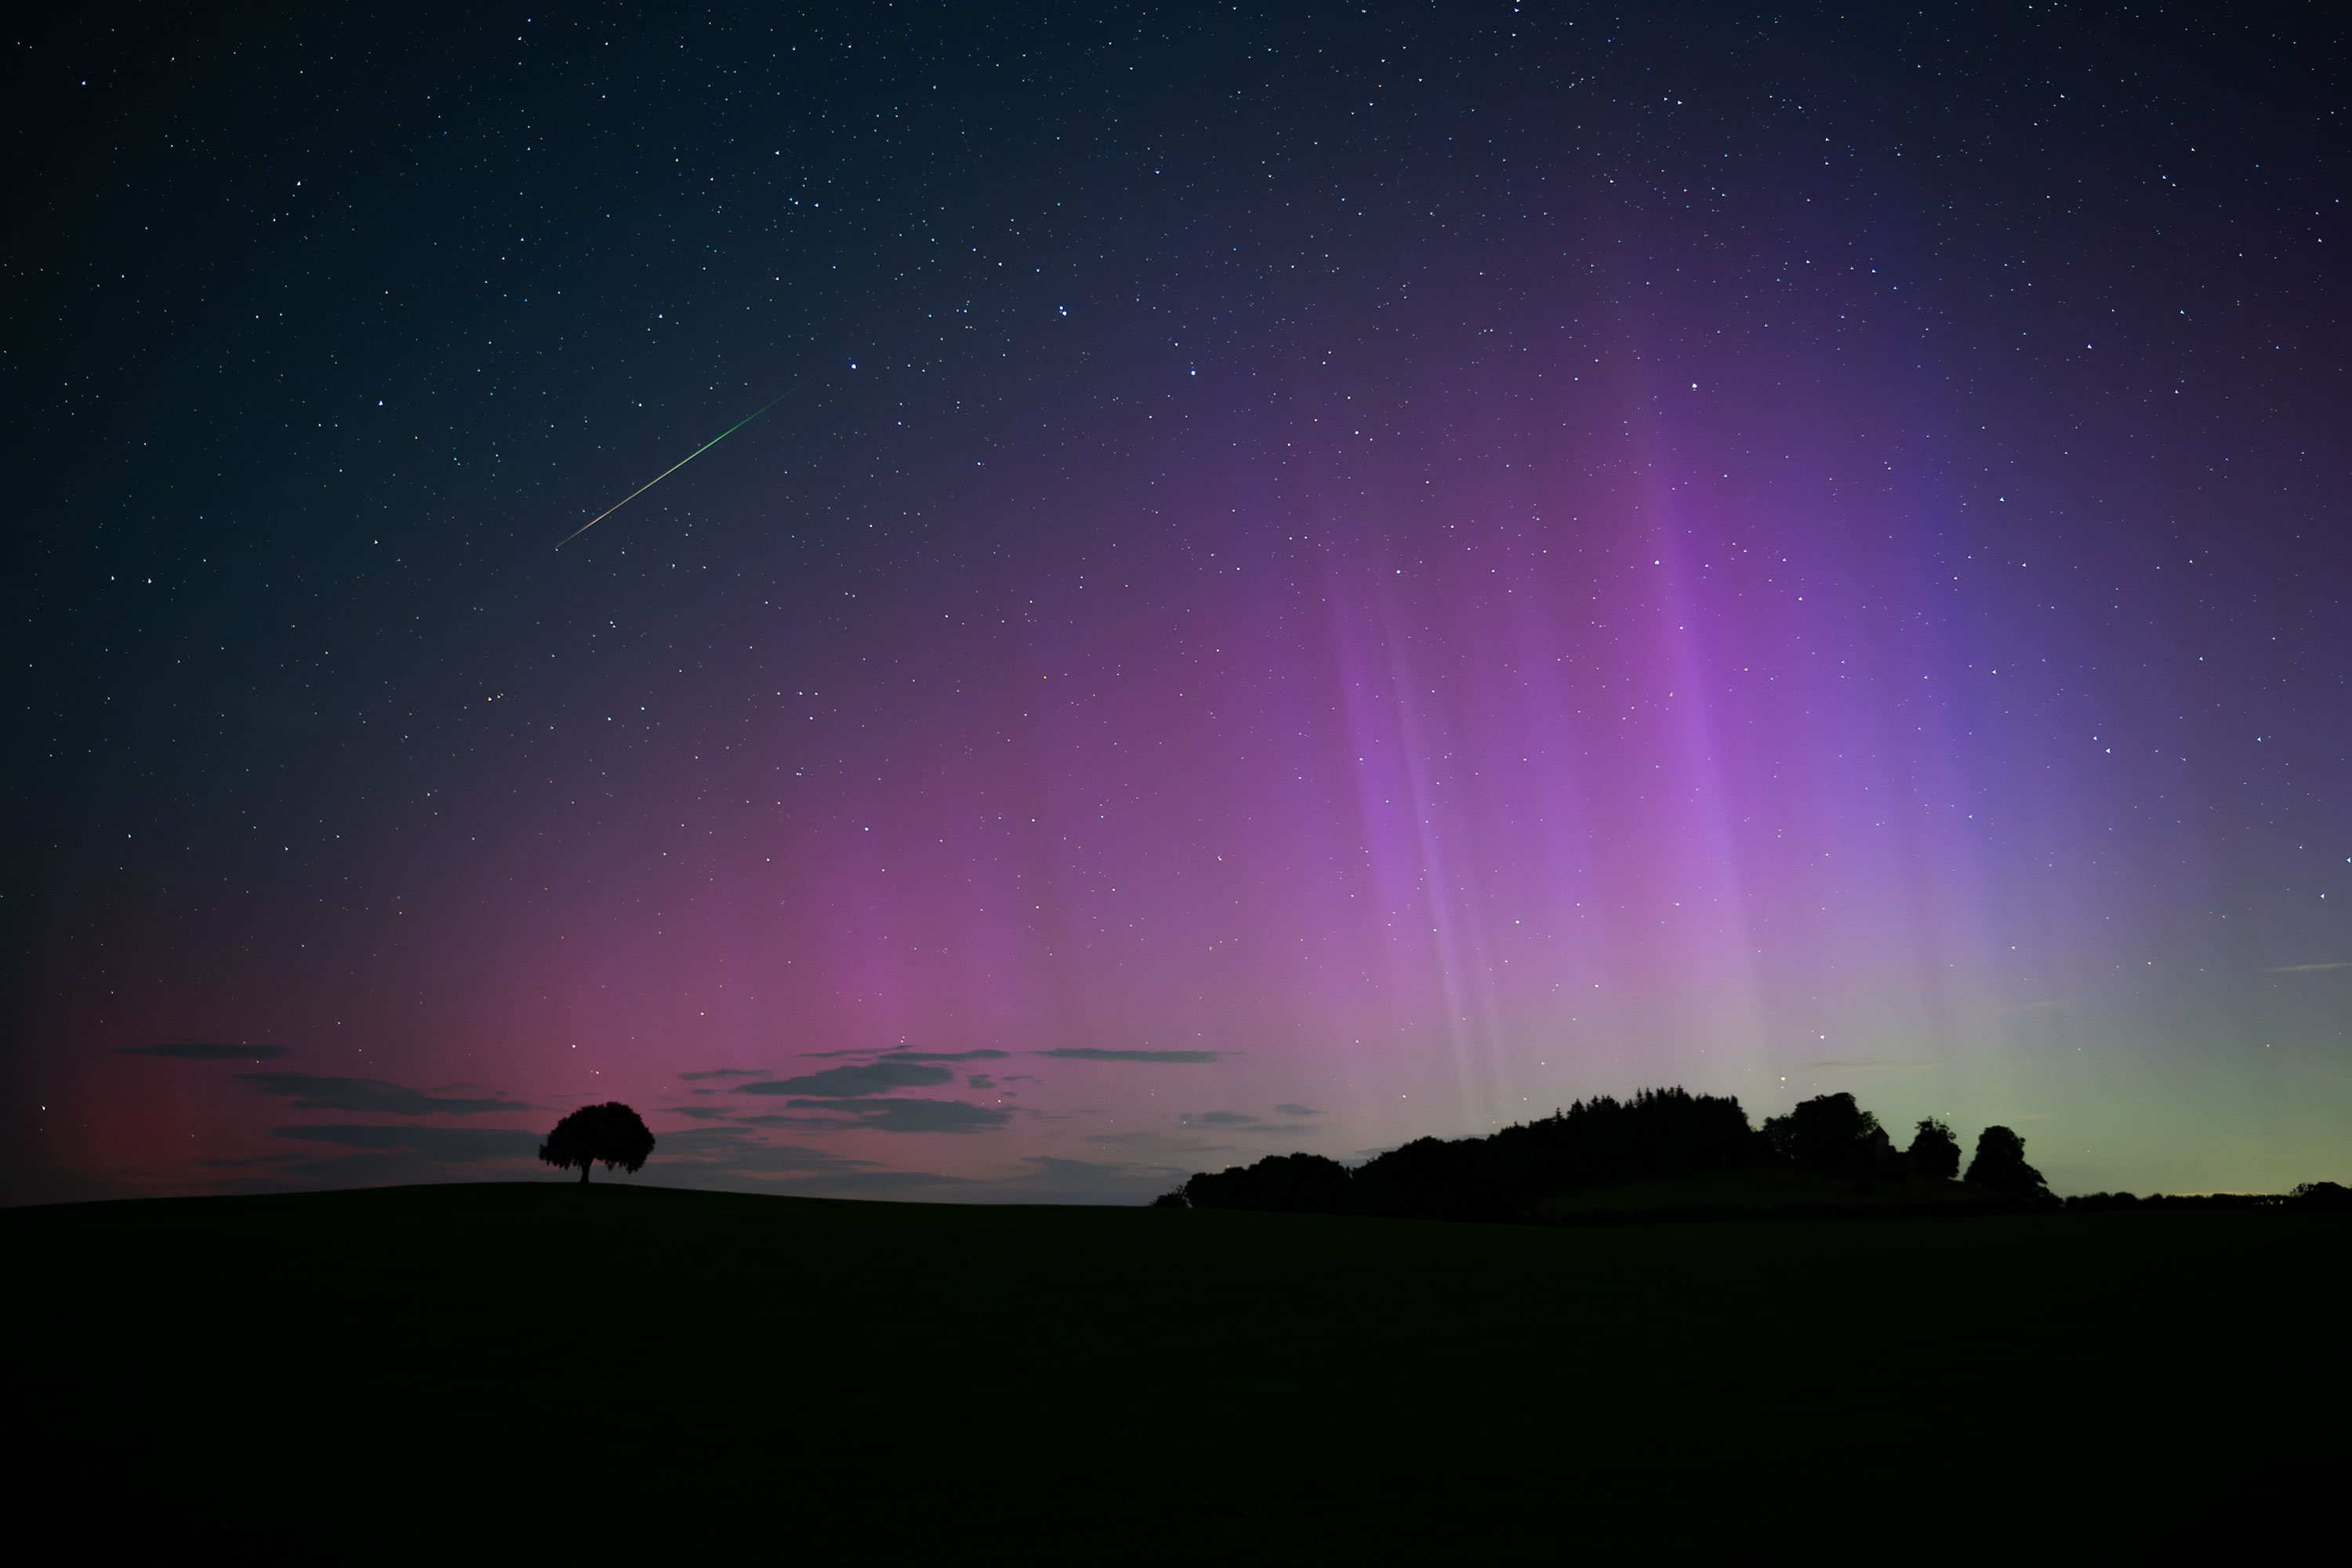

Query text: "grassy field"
[7, 1182, 2343, 1559]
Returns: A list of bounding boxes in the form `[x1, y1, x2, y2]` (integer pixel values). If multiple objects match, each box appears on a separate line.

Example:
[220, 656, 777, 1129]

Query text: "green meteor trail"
[556, 377, 815, 549]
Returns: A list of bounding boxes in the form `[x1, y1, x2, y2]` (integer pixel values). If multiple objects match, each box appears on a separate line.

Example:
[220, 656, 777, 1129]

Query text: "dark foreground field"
[6, 1184, 2344, 1559]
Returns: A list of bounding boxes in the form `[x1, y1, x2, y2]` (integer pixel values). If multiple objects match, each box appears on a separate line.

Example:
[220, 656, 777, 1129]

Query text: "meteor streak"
[556, 377, 815, 549]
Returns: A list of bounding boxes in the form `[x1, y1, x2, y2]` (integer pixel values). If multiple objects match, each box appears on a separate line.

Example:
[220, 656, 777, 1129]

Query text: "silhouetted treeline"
[1181, 1151, 1356, 1215]
[1174, 1088, 2002, 1221]
[1163, 1089, 2347, 1222]
[2065, 1181, 2352, 1212]
[1347, 1087, 1761, 1221]
[1761, 1094, 1982, 1184]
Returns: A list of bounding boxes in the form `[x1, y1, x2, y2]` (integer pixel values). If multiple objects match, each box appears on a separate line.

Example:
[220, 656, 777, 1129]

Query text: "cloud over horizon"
[649, 1125, 878, 1174]
[120, 1042, 291, 1061]
[269, 1124, 542, 1162]
[750, 1098, 1014, 1134]
[238, 1073, 529, 1116]
[735, 1061, 957, 1098]
[642, 1125, 978, 1193]
[1042, 1048, 1226, 1064]
[801, 1047, 1013, 1062]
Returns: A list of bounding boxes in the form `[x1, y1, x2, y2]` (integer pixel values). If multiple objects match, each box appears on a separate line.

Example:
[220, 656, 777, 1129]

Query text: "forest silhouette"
[1166, 1089, 2350, 1220]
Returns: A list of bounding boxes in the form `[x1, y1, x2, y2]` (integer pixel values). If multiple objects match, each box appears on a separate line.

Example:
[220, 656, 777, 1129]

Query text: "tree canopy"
[1905, 1119, 1963, 1182]
[1168, 1089, 2092, 1221]
[539, 1102, 656, 1183]
[1186, 1087, 1767, 1221]
[1962, 1125, 2050, 1200]
[1166, 1092, 2336, 1221]
[1186, 1151, 1354, 1214]
[1762, 1092, 1896, 1176]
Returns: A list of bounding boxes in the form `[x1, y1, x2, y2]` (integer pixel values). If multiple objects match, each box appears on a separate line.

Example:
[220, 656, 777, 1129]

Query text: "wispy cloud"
[1273, 1104, 1319, 1118]
[748, 1098, 1012, 1134]
[798, 1047, 1011, 1062]
[1040, 1047, 1225, 1064]
[735, 1061, 955, 1098]
[120, 1042, 290, 1061]
[2268, 961, 2348, 973]
[1182, 1110, 1260, 1126]
[826, 1098, 1014, 1134]
[680, 1068, 766, 1080]
[649, 1125, 881, 1175]
[270, 1124, 542, 1161]
[238, 1073, 528, 1116]
[632, 1126, 971, 1192]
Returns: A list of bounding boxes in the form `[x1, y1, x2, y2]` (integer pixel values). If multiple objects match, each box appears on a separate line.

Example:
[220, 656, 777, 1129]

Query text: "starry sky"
[8, 1, 2348, 1207]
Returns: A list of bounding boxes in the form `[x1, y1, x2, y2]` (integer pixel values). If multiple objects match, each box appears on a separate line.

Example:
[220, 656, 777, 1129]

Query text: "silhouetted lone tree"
[1962, 1124, 2049, 1200]
[539, 1102, 655, 1183]
[1762, 1093, 1898, 1177]
[1906, 1118, 1962, 1181]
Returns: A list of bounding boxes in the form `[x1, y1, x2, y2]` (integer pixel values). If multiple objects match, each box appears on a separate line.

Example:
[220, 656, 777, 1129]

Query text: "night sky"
[9, 2, 2348, 1207]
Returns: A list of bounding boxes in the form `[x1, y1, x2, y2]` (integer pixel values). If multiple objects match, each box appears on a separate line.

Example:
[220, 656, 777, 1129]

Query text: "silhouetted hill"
[5, 1181, 2348, 1559]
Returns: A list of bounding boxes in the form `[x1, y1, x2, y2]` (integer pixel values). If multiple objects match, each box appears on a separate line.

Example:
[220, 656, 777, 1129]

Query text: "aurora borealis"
[8, 2, 2347, 1205]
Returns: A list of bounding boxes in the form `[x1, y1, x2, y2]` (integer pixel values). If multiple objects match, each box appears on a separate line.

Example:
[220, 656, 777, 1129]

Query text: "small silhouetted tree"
[1906, 1118, 1962, 1181]
[539, 1102, 655, 1183]
[1962, 1125, 2049, 1200]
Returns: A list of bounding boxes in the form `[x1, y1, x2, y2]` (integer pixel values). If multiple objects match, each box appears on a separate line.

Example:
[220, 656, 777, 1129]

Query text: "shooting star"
[557, 377, 815, 549]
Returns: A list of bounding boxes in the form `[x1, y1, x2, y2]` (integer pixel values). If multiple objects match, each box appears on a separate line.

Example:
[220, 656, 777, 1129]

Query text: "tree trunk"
[579, 1161, 590, 1184]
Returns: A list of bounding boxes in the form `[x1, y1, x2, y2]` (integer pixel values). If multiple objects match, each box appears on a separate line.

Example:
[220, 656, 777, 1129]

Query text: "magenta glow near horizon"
[13, 5, 2349, 1204]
